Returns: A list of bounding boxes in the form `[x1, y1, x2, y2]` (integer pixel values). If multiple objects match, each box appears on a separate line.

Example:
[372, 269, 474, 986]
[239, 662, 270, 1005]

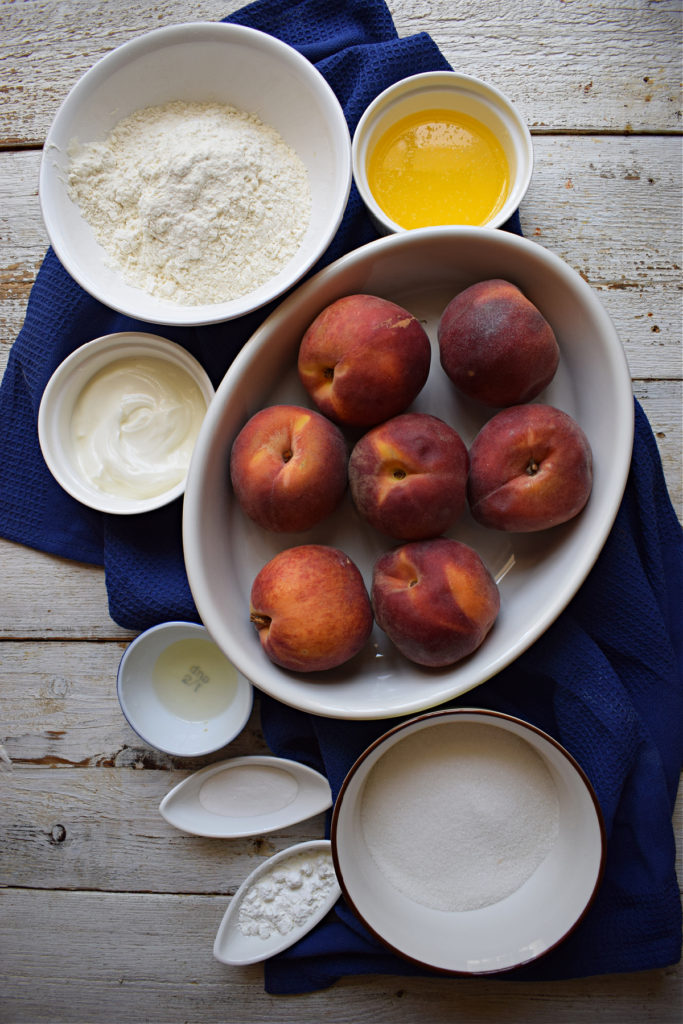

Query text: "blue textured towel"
[0, 0, 680, 993]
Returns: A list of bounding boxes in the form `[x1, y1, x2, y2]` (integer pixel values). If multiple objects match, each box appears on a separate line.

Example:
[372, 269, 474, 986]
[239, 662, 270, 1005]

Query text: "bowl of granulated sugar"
[331, 708, 606, 975]
[39, 22, 351, 327]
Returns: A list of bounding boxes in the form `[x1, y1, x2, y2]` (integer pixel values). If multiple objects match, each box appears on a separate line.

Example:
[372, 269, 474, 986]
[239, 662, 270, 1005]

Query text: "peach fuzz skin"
[297, 293, 431, 428]
[438, 278, 560, 407]
[230, 404, 348, 533]
[249, 544, 373, 673]
[467, 403, 593, 532]
[348, 412, 469, 540]
[371, 538, 500, 668]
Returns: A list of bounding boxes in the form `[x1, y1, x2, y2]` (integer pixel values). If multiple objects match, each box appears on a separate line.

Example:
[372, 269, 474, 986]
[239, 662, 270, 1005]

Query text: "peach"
[249, 544, 373, 672]
[467, 403, 593, 532]
[371, 538, 500, 668]
[438, 279, 560, 407]
[348, 413, 469, 540]
[297, 293, 431, 427]
[230, 404, 347, 533]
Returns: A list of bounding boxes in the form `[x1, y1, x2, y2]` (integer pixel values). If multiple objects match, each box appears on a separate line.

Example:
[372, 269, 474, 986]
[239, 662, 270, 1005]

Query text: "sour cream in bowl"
[38, 332, 214, 514]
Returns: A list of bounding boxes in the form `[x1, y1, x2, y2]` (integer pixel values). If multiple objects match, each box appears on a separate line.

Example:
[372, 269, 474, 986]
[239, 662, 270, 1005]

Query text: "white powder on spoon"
[360, 721, 560, 912]
[67, 100, 311, 305]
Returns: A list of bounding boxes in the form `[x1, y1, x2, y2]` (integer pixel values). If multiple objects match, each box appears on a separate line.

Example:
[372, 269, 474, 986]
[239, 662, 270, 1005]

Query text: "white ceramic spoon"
[213, 839, 341, 965]
[159, 755, 332, 837]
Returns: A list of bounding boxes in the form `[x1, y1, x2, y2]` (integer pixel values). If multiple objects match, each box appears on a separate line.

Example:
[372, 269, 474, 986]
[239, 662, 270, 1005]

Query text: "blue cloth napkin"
[0, 0, 680, 993]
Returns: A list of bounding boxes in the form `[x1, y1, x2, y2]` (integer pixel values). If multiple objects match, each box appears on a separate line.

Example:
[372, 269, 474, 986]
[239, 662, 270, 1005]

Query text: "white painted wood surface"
[1, 1, 681, 1021]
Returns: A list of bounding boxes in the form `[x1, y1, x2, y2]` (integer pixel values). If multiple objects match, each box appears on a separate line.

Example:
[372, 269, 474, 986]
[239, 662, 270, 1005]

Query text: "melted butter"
[71, 355, 207, 499]
[367, 107, 510, 228]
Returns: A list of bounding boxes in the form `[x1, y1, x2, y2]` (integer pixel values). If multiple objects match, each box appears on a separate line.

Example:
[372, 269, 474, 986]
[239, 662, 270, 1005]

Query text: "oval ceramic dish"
[213, 840, 341, 966]
[159, 756, 332, 838]
[183, 227, 634, 721]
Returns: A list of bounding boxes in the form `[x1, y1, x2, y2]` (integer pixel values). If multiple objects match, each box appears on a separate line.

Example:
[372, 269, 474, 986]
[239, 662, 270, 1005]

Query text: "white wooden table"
[1, 2, 681, 1021]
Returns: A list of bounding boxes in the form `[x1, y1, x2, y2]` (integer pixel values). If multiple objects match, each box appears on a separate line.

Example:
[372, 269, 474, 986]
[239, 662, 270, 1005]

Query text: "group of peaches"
[228, 280, 593, 676]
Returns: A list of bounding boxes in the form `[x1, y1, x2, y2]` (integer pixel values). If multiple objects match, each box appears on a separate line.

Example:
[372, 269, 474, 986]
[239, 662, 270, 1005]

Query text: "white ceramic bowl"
[352, 71, 533, 234]
[117, 621, 253, 757]
[331, 709, 606, 974]
[38, 332, 214, 515]
[39, 22, 351, 326]
[183, 226, 633, 721]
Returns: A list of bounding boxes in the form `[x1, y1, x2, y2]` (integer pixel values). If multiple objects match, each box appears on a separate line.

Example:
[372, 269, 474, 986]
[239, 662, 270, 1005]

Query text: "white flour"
[67, 100, 311, 305]
[360, 721, 560, 912]
[238, 849, 337, 939]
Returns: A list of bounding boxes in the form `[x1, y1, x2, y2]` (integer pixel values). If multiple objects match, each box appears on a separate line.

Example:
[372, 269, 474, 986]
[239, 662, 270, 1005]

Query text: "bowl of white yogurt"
[38, 332, 214, 515]
[331, 708, 606, 975]
[39, 22, 351, 326]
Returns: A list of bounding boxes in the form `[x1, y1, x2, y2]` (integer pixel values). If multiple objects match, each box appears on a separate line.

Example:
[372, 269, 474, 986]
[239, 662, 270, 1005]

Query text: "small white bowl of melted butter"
[38, 332, 214, 514]
[352, 71, 533, 234]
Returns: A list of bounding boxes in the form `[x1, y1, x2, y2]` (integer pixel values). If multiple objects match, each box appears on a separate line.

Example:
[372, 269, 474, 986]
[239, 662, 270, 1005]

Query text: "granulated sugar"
[360, 721, 560, 911]
[67, 100, 311, 305]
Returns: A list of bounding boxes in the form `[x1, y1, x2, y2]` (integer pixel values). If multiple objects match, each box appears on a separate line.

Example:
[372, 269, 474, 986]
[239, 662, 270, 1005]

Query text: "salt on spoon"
[159, 755, 332, 838]
[213, 840, 341, 965]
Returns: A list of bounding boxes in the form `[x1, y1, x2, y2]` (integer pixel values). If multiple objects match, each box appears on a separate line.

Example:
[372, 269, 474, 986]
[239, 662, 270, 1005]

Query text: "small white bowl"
[331, 709, 605, 974]
[116, 621, 253, 757]
[352, 71, 533, 234]
[38, 332, 214, 515]
[39, 22, 351, 326]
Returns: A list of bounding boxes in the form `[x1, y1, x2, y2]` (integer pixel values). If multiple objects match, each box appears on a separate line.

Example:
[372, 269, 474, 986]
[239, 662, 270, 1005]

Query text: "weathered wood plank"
[521, 135, 683, 381]
[0, 541, 129, 639]
[1, 0, 680, 145]
[633, 378, 683, 518]
[388, 0, 683, 133]
[0, 764, 328, 894]
[1, 889, 289, 1024]
[0, 149, 45, 345]
[1, 888, 680, 1024]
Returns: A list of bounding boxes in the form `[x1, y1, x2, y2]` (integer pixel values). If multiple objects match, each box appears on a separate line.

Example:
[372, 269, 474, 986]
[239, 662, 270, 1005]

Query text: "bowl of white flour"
[331, 708, 606, 974]
[39, 22, 351, 326]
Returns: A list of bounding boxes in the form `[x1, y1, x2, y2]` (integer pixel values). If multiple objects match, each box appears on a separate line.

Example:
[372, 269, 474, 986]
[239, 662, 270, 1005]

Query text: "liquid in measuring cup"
[153, 638, 238, 721]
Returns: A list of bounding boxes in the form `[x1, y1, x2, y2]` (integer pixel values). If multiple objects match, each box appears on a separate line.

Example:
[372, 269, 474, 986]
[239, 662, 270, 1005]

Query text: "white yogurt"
[70, 355, 207, 499]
